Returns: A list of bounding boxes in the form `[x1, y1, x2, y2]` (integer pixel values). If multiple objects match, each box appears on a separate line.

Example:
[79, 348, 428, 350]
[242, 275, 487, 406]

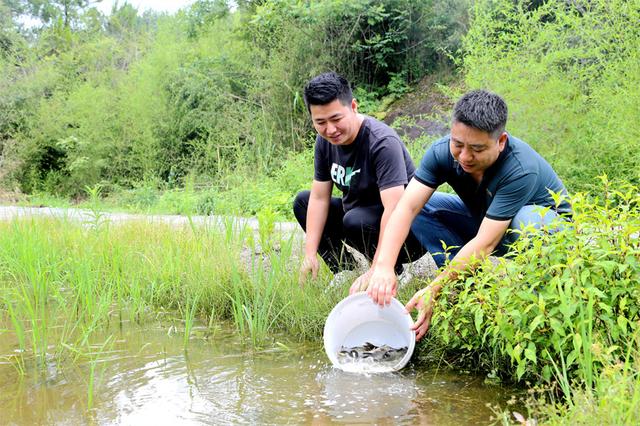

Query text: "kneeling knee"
[293, 190, 310, 210]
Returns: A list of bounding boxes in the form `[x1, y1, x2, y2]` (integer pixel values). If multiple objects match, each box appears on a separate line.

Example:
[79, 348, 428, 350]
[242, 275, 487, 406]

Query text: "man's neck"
[344, 114, 366, 145]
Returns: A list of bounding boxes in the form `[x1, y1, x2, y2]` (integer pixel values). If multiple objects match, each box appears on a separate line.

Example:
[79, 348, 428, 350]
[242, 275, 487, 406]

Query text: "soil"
[383, 73, 459, 141]
[0, 189, 26, 204]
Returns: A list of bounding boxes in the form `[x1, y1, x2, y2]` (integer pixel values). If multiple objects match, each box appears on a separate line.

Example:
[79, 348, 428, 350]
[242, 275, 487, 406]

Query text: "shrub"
[429, 177, 640, 389]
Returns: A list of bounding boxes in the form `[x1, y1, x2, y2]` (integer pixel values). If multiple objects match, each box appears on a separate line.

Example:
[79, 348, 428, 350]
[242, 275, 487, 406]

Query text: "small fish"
[337, 342, 408, 364]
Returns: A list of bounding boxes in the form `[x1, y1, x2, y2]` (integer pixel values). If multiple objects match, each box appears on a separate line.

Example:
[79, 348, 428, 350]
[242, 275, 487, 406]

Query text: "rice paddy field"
[0, 212, 520, 424]
[1, 180, 639, 425]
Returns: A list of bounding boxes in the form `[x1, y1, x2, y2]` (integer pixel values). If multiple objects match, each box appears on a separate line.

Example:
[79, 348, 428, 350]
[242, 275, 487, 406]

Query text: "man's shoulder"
[362, 116, 401, 142]
[315, 133, 328, 145]
[424, 135, 452, 160]
[431, 135, 451, 149]
[507, 135, 533, 151]
[314, 134, 330, 152]
[503, 135, 544, 171]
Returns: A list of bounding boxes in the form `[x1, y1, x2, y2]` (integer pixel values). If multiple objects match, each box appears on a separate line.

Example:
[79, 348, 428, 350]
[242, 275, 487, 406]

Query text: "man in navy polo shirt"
[361, 89, 571, 340]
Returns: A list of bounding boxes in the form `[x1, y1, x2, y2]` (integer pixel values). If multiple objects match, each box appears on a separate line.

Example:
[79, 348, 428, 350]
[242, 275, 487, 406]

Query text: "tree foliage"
[18, 0, 101, 27]
[461, 0, 640, 191]
[0, 0, 469, 196]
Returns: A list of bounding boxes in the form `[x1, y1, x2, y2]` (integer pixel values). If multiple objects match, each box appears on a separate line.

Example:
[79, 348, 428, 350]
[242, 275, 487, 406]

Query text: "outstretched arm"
[350, 185, 404, 294]
[366, 179, 435, 305]
[406, 216, 511, 340]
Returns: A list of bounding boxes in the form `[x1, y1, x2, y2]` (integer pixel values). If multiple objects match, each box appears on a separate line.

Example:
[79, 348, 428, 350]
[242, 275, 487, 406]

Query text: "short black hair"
[452, 90, 508, 138]
[303, 72, 353, 112]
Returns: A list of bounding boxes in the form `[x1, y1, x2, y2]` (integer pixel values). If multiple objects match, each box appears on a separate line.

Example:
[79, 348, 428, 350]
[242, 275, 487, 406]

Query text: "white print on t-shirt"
[331, 163, 361, 187]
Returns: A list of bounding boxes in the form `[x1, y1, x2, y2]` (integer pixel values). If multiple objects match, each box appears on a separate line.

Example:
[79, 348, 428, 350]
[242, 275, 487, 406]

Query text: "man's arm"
[299, 179, 333, 284]
[436, 216, 510, 281]
[366, 179, 436, 304]
[350, 185, 405, 293]
[374, 185, 405, 264]
[405, 216, 510, 340]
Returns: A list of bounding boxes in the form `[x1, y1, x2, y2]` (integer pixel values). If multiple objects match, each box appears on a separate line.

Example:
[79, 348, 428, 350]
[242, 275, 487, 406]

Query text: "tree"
[186, 0, 230, 37]
[1, 0, 27, 17]
[1, 0, 15, 28]
[19, 0, 102, 28]
[0, 0, 26, 58]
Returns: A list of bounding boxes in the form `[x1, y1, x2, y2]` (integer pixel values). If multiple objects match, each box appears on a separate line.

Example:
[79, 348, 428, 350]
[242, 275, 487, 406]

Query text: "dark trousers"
[411, 192, 566, 268]
[293, 190, 426, 274]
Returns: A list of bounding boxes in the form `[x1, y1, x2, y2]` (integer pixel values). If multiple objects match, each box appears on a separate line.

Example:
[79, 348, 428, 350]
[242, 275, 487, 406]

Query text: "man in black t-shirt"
[293, 72, 424, 286]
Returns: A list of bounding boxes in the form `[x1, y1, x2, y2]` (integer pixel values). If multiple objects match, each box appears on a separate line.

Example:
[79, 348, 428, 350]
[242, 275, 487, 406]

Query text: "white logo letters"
[330, 163, 360, 186]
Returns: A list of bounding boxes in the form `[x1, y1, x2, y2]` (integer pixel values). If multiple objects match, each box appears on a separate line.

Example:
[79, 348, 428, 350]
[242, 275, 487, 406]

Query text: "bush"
[212, 148, 314, 219]
[1, 0, 471, 197]
[428, 177, 640, 389]
[461, 0, 640, 192]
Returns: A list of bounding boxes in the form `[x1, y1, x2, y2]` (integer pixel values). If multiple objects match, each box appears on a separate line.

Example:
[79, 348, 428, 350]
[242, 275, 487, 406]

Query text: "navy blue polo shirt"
[414, 134, 571, 220]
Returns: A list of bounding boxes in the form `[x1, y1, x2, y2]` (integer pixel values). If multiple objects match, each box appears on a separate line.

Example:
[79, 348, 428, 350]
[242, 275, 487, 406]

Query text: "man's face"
[449, 121, 507, 179]
[309, 98, 361, 146]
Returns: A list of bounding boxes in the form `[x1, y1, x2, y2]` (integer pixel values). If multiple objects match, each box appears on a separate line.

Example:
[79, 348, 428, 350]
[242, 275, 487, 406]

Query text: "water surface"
[0, 322, 516, 425]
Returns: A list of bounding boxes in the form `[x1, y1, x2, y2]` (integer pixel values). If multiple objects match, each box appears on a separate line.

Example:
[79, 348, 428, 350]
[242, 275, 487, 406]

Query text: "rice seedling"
[181, 292, 200, 349]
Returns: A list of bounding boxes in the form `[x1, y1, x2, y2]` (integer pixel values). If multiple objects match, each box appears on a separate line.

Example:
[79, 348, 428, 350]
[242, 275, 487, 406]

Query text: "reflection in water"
[316, 368, 419, 423]
[0, 322, 517, 425]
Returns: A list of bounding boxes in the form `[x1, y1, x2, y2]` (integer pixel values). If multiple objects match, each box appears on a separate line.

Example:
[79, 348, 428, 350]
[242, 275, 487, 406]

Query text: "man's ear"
[497, 132, 508, 151]
[351, 98, 358, 113]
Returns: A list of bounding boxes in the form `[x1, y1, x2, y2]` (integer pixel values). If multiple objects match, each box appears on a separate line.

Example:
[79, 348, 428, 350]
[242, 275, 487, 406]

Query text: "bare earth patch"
[384, 73, 459, 142]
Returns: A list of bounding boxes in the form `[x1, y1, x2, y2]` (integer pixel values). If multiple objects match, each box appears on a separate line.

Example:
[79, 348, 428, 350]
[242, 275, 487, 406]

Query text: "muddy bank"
[384, 73, 460, 141]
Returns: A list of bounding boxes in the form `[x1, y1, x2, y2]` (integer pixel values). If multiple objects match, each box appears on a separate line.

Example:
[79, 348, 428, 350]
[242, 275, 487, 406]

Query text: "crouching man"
[363, 89, 571, 340]
[294, 72, 425, 286]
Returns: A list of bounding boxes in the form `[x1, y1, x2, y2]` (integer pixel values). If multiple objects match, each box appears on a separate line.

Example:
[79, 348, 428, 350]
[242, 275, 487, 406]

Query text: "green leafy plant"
[429, 178, 640, 393]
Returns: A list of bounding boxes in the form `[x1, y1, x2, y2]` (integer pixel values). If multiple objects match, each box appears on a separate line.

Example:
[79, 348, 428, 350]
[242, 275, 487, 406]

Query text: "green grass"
[0, 214, 341, 371]
[2, 180, 640, 424]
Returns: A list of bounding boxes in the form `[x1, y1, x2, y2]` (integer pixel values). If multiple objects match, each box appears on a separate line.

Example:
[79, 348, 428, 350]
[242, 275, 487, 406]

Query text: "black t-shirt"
[314, 116, 415, 211]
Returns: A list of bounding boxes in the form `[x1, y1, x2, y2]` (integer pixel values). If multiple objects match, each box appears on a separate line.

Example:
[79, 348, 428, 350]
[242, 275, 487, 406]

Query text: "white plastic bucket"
[323, 292, 415, 372]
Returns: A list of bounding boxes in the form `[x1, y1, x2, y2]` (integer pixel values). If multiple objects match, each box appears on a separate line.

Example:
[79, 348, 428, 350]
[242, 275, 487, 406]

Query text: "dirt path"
[384, 73, 457, 141]
[0, 205, 301, 234]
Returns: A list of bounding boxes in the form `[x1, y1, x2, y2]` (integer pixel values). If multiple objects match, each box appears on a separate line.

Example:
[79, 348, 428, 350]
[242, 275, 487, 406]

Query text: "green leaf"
[598, 302, 613, 314]
[598, 260, 617, 275]
[580, 269, 590, 283]
[516, 362, 526, 379]
[524, 342, 537, 364]
[474, 308, 483, 333]
[542, 365, 551, 382]
[549, 318, 566, 336]
[617, 315, 628, 333]
[606, 345, 620, 355]
[573, 333, 582, 352]
[512, 343, 523, 362]
[538, 295, 546, 313]
[529, 314, 544, 333]
[506, 342, 514, 357]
